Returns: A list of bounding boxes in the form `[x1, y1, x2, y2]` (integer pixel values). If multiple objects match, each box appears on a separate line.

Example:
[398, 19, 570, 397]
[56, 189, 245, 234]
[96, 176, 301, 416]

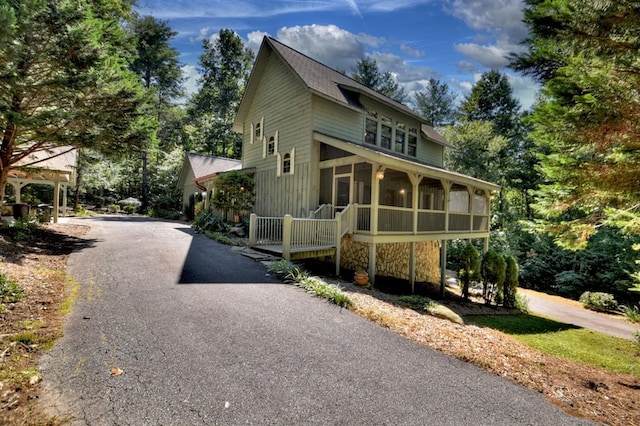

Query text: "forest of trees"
[2, 0, 639, 303]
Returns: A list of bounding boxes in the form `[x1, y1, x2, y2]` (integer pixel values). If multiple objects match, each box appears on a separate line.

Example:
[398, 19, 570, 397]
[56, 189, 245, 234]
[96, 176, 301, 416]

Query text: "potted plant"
[354, 269, 369, 286]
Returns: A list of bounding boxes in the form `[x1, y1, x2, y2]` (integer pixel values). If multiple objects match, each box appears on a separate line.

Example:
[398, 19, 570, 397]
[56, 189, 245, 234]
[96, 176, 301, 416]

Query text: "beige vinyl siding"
[242, 51, 312, 170]
[253, 162, 311, 217]
[311, 96, 363, 143]
[420, 141, 445, 167]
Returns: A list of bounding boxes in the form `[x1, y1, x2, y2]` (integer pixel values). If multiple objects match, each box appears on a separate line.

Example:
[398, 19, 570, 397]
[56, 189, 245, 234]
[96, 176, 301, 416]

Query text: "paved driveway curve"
[40, 217, 591, 425]
[520, 289, 639, 340]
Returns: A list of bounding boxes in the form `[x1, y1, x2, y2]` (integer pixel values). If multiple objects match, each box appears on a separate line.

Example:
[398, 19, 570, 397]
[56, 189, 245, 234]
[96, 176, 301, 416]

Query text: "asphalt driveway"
[40, 217, 591, 425]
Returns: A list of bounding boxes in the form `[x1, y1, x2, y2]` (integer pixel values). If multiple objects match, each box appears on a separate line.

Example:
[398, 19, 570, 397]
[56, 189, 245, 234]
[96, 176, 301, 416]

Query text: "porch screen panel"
[354, 163, 372, 205]
[319, 168, 333, 205]
[473, 189, 489, 231]
[449, 184, 471, 231]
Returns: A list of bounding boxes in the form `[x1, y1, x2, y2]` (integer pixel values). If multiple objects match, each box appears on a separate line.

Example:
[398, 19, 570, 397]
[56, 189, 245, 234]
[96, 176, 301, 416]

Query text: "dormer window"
[255, 122, 261, 139]
[363, 111, 418, 158]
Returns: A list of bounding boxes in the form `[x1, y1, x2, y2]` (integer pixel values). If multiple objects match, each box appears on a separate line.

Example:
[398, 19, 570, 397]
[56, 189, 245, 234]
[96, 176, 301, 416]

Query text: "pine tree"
[186, 29, 254, 159]
[415, 78, 457, 127]
[511, 0, 640, 246]
[0, 0, 153, 205]
[351, 58, 407, 103]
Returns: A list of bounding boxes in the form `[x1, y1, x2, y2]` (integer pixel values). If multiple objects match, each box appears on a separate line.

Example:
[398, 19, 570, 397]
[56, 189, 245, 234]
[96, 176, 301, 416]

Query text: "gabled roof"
[177, 153, 242, 188]
[235, 37, 448, 146]
[9, 146, 77, 183]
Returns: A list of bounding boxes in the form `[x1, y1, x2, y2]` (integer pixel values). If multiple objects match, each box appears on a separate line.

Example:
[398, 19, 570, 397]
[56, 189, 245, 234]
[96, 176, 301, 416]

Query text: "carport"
[5, 147, 77, 223]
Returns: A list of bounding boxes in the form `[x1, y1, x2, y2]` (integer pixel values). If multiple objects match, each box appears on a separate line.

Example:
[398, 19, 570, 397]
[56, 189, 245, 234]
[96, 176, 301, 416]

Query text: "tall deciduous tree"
[351, 57, 407, 103]
[130, 15, 183, 211]
[186, 29, 253, 159]
[415, 78, 457, 127]
[511, 0, 640, 246]
[0, 0, 153, 205]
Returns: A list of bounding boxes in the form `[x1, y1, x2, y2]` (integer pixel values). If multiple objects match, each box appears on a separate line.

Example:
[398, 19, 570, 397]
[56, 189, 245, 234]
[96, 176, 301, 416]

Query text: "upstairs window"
[268, 136, 275, 156]
[365, 116, 377, 145]
[283, 153, 291, 174]
[408, 127, 418, 157]
[380, 116, 392, 149]
[395, 122, 405, 154]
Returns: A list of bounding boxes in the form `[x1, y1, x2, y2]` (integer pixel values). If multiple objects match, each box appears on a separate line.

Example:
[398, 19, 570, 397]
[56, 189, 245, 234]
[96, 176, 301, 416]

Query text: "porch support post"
[62, 183, 68, 216]
[483, 236, 489, 253]
[440, 239, 447, 298]
[441, 180, 451, 232]
[409, 241, 416, 294]
[467, 185, 475, 232]
[282, 214, 293, 261]
[368, 242, 376, 286]
[335, 211, 342, 277]
[53, 177, 60, 224]
[248, 213, 257, 246]
[409, 173, 421, 234]
[371, 164, 381, 235]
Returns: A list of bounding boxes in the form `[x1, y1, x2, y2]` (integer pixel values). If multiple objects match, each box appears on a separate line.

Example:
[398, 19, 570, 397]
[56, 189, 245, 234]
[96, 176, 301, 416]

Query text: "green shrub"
[192, 211, 227, 234]
[621, 305, 640, 323]
[267, 260, 305, 282]
[204, 231, 245, 246]
[579, 291, 618, 313]
[108, 204, 120, 213]
[481, 249, 506, 304]
[0, 273, 24, 303]
[503, 255, 519, 308]
[459, 243, 480, 299]
[515, 293, 530, 313]
[122, 204, 136, 214]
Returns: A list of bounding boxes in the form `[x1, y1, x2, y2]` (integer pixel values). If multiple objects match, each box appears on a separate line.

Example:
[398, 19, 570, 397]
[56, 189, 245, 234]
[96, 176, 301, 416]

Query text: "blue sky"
[134, 0, 537, 110]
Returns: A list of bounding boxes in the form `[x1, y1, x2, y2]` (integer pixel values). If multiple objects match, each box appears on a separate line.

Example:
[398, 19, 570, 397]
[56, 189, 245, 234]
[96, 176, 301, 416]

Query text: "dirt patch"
[1, 223, 91, 425]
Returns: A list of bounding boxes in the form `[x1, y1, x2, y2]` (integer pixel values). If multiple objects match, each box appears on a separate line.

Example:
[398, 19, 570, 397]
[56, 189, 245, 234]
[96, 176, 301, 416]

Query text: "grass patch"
[395, 295, 463, 324]
[468, 314, 640, 376]
[60, 276, 79, 315]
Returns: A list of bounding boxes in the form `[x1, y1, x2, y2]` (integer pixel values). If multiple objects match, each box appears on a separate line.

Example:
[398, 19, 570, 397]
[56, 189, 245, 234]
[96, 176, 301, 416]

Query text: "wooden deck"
[253, 244, 336, 260]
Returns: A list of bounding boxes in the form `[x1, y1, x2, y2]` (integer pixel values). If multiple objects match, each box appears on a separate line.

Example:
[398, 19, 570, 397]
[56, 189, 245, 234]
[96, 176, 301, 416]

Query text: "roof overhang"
[314, 131, 500, 192]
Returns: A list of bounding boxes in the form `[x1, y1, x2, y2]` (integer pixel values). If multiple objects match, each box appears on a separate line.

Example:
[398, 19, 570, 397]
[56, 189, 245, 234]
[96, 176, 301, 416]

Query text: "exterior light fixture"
[376, 167, 385, 180]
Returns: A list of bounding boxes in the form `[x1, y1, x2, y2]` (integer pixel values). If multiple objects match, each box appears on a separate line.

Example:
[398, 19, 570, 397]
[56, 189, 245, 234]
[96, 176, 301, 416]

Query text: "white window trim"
[276, 152, 282, 177]
[250, 122, 254, 145]
[289, 147, 295, 175]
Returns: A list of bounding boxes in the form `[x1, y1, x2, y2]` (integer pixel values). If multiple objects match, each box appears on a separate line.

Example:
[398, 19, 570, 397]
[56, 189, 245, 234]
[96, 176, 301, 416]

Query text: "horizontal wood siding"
[418, 141, 445, 167]
[254, 162, 310, 217]
[242, 51, 313, 169]
[312, 96, 363, 142]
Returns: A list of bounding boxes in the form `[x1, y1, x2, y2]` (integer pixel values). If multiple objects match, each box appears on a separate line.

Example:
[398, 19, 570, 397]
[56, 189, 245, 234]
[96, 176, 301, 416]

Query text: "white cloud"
[182, 65, 200, 97]
[505, 73, 539, 111]
[445, 0, 528, 68]
[275, 25, 366, 73]
[400, 44, 426, 58]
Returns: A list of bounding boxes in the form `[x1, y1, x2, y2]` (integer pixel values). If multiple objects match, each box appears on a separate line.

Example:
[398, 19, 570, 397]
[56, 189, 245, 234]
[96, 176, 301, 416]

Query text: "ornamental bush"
[579, 291, 618, 313]
[481, 249, 506, 304]
[503, 255, 519, 308]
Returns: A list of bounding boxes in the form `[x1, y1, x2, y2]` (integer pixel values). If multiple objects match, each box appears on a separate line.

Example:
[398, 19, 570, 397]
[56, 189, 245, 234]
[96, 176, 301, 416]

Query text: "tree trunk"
[141, 150, 149, 212]
[0, 121, 17, 207]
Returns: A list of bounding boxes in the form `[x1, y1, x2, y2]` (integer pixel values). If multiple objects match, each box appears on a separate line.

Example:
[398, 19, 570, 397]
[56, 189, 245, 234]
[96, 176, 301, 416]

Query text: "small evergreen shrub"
[503, 255, 519, 308]
[123, 204, 137, 214]
[459, 243, 480, 300]
[108, 204, 120, 213]
[515, 293, 529, 313]
[0, 273, 24, 303]
[192, 211, 227, 234]
[579, 291, 618, 313]
[481, 249, 506, 304]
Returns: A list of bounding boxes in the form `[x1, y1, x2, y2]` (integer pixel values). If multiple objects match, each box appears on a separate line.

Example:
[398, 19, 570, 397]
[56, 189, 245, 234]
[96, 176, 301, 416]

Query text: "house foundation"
[339, 236, 440, 284]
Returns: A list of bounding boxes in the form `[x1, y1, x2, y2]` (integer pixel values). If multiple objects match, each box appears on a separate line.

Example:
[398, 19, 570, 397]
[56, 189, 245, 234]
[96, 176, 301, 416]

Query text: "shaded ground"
[0, 223, 92, 425]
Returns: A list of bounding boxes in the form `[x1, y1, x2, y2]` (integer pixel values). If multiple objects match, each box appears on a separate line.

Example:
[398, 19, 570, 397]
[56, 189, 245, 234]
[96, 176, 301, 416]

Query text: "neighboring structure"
[177, 152, 242, 216]
[235, 37, 499, 290]
[4, 146, 77, 223]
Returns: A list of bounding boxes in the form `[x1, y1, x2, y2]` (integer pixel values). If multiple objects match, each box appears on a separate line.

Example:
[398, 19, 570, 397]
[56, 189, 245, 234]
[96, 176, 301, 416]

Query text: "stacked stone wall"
[339, 236, 440, 283]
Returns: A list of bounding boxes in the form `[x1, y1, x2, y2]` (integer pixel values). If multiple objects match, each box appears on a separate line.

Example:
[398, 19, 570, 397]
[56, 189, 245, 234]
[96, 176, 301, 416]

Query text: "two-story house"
[234, 36, 498, 291]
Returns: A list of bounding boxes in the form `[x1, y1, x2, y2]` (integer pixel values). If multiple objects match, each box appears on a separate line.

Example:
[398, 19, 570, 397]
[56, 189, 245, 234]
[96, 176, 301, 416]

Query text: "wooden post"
[368, 242, 376, 286]
[62, 184, 68, 217]
[409, 241, 416, 294]
[335, 211, 342, 276]
[53, 177, 60, 224]
[248, 213, 257, 246]
[440, 240, 447, 298]
[282, 214, 292, 261]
